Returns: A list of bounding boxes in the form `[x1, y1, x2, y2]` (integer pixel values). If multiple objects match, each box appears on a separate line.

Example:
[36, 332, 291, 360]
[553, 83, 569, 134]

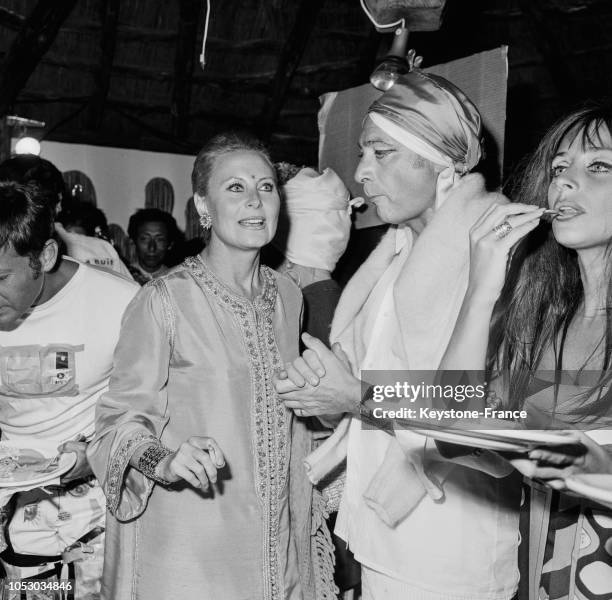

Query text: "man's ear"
[39, 239, 59, 273]
[193, 192, 208, 215]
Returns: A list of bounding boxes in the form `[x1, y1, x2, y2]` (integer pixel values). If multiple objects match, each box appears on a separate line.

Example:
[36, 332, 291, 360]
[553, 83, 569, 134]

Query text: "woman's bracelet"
[138, 443, 174, 485]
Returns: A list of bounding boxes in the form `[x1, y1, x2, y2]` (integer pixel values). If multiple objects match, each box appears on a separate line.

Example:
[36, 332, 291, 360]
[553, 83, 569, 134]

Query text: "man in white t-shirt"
[0, 181, 138, 598]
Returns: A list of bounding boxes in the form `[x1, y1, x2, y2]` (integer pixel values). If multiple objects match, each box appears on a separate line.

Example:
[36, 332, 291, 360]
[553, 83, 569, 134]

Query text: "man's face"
[0, 246, 44, 331]
[354, 118, 438, 225]
[135, 221, 170, 271]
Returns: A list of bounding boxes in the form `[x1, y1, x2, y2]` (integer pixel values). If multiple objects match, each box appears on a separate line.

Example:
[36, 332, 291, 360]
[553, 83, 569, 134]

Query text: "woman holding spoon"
[441, 102, 612, 599]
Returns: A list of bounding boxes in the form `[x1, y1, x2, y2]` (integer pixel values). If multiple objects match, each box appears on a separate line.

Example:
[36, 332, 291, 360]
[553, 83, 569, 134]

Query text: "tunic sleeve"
[87, 278, 174, 521]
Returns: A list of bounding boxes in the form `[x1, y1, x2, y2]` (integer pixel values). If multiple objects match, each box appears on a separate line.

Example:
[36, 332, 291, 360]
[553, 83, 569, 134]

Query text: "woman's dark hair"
[0, 181, 55, 275]
[191, 131, 274, 196]
[488, 101, 612, 419]
[57, 201, 109, 238]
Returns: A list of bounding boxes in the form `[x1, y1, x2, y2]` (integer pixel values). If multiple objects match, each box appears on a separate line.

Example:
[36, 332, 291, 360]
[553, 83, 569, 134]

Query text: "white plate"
[410, 427, 582, 453]
[478, 429, 582, 446]
[0, 445, 77, 488]
[411, 428, 531, 452]
[566, 474, 612, 508]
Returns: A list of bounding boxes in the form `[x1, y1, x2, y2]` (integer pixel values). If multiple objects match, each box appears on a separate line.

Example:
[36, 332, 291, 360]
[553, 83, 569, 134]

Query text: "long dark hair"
[487, 101, 612, 419]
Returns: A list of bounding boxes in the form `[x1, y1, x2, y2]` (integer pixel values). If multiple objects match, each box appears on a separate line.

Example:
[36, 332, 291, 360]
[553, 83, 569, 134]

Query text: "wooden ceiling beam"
[42, 127, 318, 158]
[317, 28, 370, 41]
[17, 93, 89, 104]
[12, 52, 359, 94]
[350, 25, 382, 87]
[0, 7, 24, 30]
[171, 0, 201, 137]
[260, 0, 326, 139]
[517, 0, 579, 106]
[87, 0, 121, 130]
[16, 92, 314, 122]
[0, 0, 78, 116]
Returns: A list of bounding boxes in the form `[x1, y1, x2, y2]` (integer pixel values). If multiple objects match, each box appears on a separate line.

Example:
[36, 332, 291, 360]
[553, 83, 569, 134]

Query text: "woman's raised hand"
[468, 203, 545, 303]
[157, 436, 225, 491]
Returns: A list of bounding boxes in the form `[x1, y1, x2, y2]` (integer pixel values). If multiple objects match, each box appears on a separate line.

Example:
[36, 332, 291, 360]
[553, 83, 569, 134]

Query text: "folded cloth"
[304, 417, 350, 485]
[275, 167, 359, 271]
[363, 439, 452, 527]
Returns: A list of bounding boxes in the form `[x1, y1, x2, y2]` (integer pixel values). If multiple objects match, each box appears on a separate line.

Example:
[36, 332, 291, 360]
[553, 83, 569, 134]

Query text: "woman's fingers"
[471, 202, 501, 230]
[192, 449, 219, 487]
[171, 461, 202, 489]
[472, 202, 534, 231]
[482, 210, 544, 241]
[471, 204, 544, 240]
[491, 218, 542, 248]
[169, 437, 226, 490]
[528, 448, 577, 467]
[205, 438, 225, 467]
[181, 453, 212, 489]
[190, 436, 226, 467]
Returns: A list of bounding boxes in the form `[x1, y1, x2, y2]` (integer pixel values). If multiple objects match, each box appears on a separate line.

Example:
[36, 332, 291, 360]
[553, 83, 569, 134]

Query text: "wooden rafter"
[260, 0, 326, 139]
[8, 53, 360, 96]
[0, 6, 24, 30]
[517, 0, 579, 106]
[171, 0, 201, 137]
[87, 0, 120, 130]
[16, 92, 316, 123]
[351, 25, 382, 87]
[0, 0, 78, 116]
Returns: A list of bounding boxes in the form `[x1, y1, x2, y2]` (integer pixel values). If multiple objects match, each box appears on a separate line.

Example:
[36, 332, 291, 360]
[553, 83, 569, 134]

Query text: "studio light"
[6, 115, 45, 156]
[14, 136, 41, 156]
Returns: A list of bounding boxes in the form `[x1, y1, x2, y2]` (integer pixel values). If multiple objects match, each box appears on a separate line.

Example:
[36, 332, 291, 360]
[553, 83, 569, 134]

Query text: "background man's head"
[0, 182, 58, 330]
[127, 208, 179, 272]
[57, 201, 109, 238]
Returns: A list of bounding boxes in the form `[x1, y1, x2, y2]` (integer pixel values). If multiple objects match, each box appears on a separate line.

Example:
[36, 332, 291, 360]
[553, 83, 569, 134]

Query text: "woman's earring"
[199, 211, 212, 230]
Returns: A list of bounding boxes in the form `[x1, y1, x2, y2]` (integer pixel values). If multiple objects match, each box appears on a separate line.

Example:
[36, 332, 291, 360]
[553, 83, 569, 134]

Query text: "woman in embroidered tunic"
[87, 133, 334, 600]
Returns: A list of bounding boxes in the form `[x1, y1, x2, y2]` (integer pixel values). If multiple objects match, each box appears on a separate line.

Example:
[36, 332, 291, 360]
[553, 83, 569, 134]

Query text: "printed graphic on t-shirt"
[89, 258, 114, 268]
[0, 344, 84, 397]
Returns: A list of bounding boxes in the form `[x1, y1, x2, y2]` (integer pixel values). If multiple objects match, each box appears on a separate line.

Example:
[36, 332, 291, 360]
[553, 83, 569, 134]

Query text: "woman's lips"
[552, 205, 585, 221]
[238, 218, 266, 229]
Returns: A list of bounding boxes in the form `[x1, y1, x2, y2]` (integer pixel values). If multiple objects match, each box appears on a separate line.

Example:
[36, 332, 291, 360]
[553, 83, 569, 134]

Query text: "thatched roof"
[1, 0, 612, 172]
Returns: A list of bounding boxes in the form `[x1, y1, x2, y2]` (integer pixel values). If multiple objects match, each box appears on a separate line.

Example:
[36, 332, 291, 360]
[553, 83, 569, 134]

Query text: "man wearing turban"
[275, 71, 521, 599]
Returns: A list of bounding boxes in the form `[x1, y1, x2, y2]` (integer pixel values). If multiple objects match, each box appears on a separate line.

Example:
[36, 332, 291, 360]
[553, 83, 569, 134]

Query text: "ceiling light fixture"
[6, 115, 46, 156]
[369, 26, 411, 91]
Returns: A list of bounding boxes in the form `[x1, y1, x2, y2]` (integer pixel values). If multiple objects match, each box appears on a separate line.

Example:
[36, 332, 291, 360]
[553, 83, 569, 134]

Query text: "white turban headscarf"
[275, 167, 360, 272]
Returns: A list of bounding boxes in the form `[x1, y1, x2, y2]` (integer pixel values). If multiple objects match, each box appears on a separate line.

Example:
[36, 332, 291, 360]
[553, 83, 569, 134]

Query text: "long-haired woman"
[442, 102, 612, 600]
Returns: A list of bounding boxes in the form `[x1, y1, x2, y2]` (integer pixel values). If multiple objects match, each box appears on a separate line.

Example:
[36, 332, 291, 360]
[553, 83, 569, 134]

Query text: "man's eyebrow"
[358, 138, 394, 148]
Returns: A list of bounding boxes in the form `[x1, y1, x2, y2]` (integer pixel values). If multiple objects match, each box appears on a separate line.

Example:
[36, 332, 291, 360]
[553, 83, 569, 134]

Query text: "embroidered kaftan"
[88, 257, 310, 600]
